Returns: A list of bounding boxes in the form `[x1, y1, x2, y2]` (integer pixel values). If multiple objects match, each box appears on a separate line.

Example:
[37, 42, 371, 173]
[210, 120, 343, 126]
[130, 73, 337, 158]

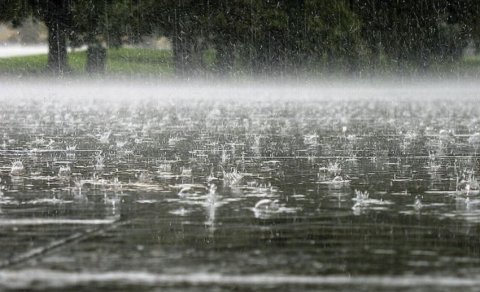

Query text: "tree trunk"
[370, 39, 381, 74]
[86, 44, 107, 74]
[173, 35, 196, 77]
[214, 42, 235, 76]
[173, 36, 187, 76]
[45, 18, 68, 74]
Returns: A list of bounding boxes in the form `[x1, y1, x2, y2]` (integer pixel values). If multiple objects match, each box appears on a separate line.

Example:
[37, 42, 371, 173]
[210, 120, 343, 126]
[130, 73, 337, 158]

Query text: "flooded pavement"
[1, 81, 480, 291]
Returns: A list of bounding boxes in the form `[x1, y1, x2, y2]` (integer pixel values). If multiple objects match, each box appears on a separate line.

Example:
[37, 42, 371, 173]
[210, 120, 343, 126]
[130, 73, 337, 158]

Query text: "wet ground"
[0, 80, 480, 291]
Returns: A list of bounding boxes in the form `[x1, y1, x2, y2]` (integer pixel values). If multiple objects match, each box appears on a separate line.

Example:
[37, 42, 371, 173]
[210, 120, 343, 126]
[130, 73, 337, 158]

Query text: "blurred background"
[1, 0, 480, 78]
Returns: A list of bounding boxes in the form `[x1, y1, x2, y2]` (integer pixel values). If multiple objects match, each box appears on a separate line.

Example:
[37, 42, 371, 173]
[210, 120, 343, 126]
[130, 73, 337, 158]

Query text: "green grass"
[106, 48, 174, 76]
[1, 46, 480, 78]
[0, 47, 175, 77]
[0, 54, 50, 75]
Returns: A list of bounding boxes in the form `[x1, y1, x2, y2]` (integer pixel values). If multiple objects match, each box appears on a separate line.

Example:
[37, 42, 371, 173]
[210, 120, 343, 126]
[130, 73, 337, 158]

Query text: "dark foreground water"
[0, 81, 480, 291]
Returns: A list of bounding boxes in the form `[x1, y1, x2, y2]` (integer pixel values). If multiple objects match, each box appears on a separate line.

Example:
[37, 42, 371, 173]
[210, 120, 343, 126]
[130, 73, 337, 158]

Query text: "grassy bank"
[1, 47, 480, 79]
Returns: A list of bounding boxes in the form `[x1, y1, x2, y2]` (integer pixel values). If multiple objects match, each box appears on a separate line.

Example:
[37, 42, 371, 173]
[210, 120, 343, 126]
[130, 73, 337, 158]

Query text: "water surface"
[0, 81, 479, 291]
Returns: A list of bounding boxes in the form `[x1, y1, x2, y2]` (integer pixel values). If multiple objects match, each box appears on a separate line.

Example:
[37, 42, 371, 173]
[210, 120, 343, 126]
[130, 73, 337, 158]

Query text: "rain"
[1, 1, 480, 291]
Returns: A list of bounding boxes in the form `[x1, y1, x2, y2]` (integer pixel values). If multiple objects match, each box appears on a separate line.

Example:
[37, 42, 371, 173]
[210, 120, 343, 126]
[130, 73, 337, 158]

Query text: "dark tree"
[1, 0, 479, 76]
[0, 0, 72, 74]
[39, 0, 72, 73]
[353, 0, 471, 73]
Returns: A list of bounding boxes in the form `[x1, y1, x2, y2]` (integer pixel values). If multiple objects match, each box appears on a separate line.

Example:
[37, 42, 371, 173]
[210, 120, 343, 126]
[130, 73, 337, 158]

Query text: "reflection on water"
[1, 82, 480, 290]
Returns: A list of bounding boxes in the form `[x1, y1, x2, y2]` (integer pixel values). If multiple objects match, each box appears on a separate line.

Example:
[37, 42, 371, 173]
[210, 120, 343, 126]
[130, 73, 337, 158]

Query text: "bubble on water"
[10, 160, 25, 176]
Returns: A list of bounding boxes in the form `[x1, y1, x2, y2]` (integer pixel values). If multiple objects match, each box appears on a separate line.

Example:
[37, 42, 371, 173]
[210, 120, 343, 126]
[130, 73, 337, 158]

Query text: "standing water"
[0, 80, 480, 291]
